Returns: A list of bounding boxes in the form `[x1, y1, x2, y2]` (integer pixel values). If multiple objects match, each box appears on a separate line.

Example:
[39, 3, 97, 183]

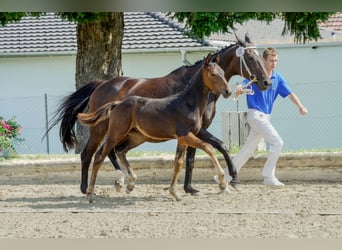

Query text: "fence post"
[221, 111, 266, 151]
[44, 93, 50, 154]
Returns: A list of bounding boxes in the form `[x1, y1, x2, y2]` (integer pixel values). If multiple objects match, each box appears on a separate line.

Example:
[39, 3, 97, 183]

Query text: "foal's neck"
[183, 68, 210, 112]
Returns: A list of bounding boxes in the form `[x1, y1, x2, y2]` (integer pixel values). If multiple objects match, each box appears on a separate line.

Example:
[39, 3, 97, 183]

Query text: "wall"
[1, 44, 341, 154]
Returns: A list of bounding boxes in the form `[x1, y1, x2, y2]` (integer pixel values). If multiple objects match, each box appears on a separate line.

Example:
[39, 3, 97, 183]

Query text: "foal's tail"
[43, 80, 103, 152]
[77, 101, 118, 127]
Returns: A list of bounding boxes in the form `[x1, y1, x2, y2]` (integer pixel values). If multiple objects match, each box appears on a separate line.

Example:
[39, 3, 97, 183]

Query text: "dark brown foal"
[78, 54, 231, 201]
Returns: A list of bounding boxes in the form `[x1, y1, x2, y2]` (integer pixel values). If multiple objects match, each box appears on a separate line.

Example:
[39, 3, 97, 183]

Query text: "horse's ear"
[245, 33, 252, 44]
[205, 53, 212, 66]
[234, 32, 244, 46]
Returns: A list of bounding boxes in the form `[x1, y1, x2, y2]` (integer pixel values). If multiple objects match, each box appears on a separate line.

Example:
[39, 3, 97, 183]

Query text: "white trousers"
[232, 109, 284, 179]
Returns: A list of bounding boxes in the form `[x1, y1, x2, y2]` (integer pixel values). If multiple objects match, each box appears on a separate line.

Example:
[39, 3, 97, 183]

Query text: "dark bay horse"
[78, 54, 231, 201]
[49, 35, 271, 195]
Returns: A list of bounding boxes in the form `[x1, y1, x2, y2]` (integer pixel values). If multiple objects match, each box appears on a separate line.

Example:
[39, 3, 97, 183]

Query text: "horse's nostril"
[264, 80, 272, 87]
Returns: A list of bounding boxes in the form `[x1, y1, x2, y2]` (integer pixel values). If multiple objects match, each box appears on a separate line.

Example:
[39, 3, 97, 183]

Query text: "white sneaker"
[213, 174, 233, 184]
[263, 177, 285, 187]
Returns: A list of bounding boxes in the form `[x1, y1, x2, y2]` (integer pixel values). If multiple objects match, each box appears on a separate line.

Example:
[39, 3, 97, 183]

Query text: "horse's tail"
[77, 101, 118, 127]
[43, 80, 103, 152]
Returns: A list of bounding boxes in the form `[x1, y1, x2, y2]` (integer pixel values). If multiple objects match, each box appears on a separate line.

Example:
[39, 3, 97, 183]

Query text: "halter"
[235, 45, 258, 81]
[233, 45, 259, 101]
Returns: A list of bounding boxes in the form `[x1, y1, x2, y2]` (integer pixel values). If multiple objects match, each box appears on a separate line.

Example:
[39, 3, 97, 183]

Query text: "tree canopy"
[170, 12, 334, 43]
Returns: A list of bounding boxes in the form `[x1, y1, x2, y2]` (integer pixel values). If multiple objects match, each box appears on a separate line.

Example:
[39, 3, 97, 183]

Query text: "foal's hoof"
[126, 184, 135, 194]
[219, 183, 227, 193]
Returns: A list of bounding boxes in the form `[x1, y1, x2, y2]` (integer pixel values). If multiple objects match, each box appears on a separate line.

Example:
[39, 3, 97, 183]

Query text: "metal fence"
[1, 80, 341, 155]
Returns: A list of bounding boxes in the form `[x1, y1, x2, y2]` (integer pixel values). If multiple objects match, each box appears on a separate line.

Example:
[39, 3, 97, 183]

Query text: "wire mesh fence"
[0, 80, 341, 155]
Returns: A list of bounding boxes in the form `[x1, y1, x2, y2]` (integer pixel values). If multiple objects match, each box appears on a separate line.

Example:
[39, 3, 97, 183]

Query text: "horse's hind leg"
[184, 147, 200, 195]
[116, 150, 137, 194]
[179, 133, 226, 192]
[107, 149, 125, 192]
[169, 144, 186, 201]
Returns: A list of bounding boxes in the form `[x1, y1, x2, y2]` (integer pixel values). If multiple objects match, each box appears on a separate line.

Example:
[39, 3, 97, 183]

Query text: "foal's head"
[202, 53, 232, 98]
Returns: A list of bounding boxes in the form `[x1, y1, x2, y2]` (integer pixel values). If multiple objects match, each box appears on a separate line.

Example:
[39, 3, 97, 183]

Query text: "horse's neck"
[218, 45, 238, 81]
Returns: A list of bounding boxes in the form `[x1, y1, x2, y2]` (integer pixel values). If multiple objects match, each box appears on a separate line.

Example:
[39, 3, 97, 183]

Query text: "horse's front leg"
[179, 134, 226, 193]
[169, 144, 186, 201]
[196, 128, 239, 187]
[184, 147, 200, 195]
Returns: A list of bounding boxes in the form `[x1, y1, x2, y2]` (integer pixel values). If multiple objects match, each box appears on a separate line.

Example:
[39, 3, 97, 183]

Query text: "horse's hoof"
[87, 193, 95, 203]
[80, 184, 88, 194]
[230, 180, 240, 191]
[184, 185, 200, 195]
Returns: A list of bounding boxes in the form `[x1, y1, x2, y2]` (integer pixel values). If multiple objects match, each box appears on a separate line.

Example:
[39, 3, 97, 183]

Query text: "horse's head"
[203, 53, 232, 98]
[234, 33, 272, 90]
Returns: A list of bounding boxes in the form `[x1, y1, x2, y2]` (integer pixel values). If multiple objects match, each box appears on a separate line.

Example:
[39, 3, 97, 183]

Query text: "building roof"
[0, 12, 209, 55]
[1, 12, 342, 56]
[319, 12, 342, 33]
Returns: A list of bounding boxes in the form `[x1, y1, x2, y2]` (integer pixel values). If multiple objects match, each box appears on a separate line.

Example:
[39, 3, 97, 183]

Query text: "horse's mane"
[168, 42, 239, 75]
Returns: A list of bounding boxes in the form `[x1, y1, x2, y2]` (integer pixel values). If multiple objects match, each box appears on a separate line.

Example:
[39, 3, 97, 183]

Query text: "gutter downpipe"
[180, 49, 192, 66]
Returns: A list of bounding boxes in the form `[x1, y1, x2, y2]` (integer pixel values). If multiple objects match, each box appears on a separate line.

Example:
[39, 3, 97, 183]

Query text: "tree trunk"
[75, 12, 124, 153]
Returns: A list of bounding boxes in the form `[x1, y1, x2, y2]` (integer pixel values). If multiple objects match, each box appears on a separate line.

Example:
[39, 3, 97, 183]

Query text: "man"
[216, 47, 308, 187]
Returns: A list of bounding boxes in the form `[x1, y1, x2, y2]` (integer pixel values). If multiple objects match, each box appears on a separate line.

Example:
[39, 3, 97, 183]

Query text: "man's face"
[264, 55, 278, 71]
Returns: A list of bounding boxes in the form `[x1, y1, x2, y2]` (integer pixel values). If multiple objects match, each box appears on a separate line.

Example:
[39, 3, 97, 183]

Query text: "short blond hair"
[263, 48, 278, 59]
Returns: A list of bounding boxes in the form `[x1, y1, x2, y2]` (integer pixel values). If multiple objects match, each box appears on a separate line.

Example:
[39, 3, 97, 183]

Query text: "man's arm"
[288, 93, 308, 115]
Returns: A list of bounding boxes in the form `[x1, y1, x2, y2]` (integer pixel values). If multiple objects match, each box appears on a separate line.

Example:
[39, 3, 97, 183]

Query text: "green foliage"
[56, 12, 106, 23]
[281, 12, 333, 43]
[0, 116, 24, 158]
[0, 12, 43, 26]
[170, 12, 334, 44]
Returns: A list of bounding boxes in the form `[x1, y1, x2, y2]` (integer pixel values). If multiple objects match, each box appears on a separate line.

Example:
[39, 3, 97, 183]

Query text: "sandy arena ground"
[0, 169, 341, 238]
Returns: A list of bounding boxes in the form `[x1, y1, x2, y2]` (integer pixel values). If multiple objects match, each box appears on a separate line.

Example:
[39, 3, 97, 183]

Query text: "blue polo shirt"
[243, 70, 292, 114]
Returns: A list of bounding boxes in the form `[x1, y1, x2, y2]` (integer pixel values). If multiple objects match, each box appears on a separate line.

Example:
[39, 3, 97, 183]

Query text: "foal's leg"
[196, 128, 238, 187]
[80, 124, 107, 194]
[169, 144, 186, 201]
[87, 132, 124, 203]
[113, 133, 148, 192]
[179, 133, 226, 192]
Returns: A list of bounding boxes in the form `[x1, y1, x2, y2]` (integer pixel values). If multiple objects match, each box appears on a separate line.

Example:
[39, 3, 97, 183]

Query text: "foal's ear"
[205, 53, 212, 66]
[214, 53, 220, 63]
